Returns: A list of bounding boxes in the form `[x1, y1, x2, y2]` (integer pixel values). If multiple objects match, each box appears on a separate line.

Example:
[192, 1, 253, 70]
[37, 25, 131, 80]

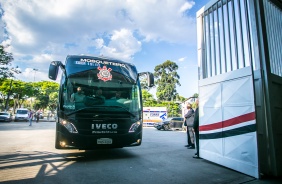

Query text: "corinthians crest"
[97, 66, 112, 82]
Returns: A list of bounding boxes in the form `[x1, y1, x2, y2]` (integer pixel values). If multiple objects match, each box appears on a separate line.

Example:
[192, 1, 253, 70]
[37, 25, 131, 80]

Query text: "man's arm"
[184, 109, 194, 119]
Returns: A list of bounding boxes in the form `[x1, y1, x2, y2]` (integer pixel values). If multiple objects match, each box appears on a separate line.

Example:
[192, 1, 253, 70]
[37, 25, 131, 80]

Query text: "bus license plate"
[97, 138, 112, 144]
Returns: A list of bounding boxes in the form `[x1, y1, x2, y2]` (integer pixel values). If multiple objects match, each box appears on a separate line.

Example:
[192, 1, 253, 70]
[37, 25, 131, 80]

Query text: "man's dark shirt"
[193, 107, 199, 131]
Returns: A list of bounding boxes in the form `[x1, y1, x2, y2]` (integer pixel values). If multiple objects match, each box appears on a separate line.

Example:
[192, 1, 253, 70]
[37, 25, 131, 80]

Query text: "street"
[0, 121, 269, 184]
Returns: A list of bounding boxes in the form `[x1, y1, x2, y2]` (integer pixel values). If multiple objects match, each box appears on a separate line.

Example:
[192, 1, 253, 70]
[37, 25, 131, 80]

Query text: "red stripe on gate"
[199, 112, 255, 131]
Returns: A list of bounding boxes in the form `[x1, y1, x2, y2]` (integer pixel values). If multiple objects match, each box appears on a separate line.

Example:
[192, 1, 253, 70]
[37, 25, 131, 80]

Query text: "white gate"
[197, 0, 282, 178]
[199, 67, 258, 177]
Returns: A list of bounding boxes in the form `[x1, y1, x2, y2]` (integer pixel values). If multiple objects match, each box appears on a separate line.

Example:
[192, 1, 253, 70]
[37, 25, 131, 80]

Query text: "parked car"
[14, 108, 29, 122]
[154, 117, 185, 131]
[0, 112, 12, 122]
[39, 112, 44, 119]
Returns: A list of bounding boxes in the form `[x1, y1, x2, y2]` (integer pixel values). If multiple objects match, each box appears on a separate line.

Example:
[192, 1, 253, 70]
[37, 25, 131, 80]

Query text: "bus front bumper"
[56, 131, 142, 150]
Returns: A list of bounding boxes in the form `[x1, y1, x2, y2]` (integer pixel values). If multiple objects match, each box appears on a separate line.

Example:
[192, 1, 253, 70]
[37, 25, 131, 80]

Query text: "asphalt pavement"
[0, 120, 281, 184]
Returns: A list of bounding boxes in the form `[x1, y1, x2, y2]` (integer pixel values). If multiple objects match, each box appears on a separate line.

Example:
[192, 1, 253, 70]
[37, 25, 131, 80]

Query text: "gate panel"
[199, 67, 258, 178]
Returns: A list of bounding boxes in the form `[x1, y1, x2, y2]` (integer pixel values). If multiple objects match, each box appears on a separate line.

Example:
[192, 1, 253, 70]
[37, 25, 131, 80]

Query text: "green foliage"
[142, 96, 181, 117]
[0, 78, 59, 111]
[0, 79, 32, 110]
[192, 93, 198, 98]
[142, 89, 157, 107]
[142, 89, 154, 101]
[0, 45, 13, 81]
[32, 81, 59, 110]
[184, 93, 198, 109]
[176, 94, 186, 103]
[154, 60, 180, 101]
[158, 101, 181, 117]
[0, 45, 20, 82]
[143, 102, 181, 117]
[48, 92, 58, 111]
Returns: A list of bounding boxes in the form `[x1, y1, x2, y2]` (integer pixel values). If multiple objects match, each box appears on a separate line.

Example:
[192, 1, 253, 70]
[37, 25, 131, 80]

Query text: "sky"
[0, 0, 209, 99]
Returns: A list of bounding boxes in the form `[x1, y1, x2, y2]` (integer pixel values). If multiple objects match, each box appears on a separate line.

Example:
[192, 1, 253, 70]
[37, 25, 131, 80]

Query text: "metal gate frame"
[251, 0, 282, 177]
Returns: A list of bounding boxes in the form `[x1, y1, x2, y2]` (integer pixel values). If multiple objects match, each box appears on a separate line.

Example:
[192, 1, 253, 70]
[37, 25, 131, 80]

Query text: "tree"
[0, 79, 13, 110]
[12, 81, 34, 110]
[192, 93, 198, 98]
[142, 89, 158, 107]
[175, 94, 186, 103]
[156, 101, 181, 117]
[0, 79, 34, 111]
[142, 89, 154, 101]
[33, 81, 59, 110]
[48, 91, 58, 111]
[154, 60, 180, 101]
[0, 45, 20, 82]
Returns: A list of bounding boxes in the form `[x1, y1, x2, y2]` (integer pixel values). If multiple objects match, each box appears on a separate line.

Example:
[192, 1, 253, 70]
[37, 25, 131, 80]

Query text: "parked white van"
[14, 108, 29, 122]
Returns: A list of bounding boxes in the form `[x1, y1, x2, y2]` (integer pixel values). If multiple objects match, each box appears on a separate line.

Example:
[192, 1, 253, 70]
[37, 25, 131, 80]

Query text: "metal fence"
[199, 0, 254, 79]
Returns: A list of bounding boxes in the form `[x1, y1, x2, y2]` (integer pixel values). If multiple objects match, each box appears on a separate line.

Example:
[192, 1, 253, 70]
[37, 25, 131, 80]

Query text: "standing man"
[184, 103, 194, 148]
[192, 99, 200, 158]
[28, 109, 33, 126]
[36, 110, 40, 123]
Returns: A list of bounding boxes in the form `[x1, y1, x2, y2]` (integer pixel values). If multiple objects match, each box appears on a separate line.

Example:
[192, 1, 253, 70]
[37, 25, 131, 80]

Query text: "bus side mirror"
[147, 72, 154, 87]
[138, 72, 155, 87]
[49, 61, 64, 80]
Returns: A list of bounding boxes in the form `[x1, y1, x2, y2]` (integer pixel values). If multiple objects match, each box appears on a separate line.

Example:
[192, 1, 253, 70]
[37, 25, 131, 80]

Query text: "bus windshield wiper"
[65, 106, 136, 117]
[65, 106, 104, 116]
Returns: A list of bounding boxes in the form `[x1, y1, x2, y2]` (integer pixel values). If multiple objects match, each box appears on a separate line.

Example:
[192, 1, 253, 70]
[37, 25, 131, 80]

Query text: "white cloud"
[179, 2, 195, 14]
[178, 57, 186, 62]
[100, 29, 142, 61]
[94, 39, 104, 49]
[1, 0, 197, 83]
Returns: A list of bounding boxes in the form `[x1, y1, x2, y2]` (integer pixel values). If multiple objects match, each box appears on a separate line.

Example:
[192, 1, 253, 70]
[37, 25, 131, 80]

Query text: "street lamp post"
[33, 68, 38, 82]
[31, 68, 38, 109]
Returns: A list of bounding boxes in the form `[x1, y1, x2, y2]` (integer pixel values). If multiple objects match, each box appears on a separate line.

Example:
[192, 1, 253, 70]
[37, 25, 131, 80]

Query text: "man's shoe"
[184, 145, 190, 147]
[187, 146, 195, 149]
[193, 155, 201, 159]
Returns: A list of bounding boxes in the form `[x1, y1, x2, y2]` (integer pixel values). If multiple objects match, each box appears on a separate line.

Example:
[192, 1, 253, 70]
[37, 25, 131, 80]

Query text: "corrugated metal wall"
[263, 0, 282, 77]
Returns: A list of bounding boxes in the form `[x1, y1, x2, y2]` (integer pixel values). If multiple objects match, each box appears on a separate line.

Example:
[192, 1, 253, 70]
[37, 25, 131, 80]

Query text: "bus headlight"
[129, 121, 141, 133]
[59, 119, 78, 133]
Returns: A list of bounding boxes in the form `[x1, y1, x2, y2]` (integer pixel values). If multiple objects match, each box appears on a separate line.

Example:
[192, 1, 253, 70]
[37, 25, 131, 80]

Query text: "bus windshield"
[61, 57, 142, 116]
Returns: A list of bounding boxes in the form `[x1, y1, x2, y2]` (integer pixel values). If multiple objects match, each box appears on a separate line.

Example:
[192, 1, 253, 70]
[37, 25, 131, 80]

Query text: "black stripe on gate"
[199, 124, 256, 140]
